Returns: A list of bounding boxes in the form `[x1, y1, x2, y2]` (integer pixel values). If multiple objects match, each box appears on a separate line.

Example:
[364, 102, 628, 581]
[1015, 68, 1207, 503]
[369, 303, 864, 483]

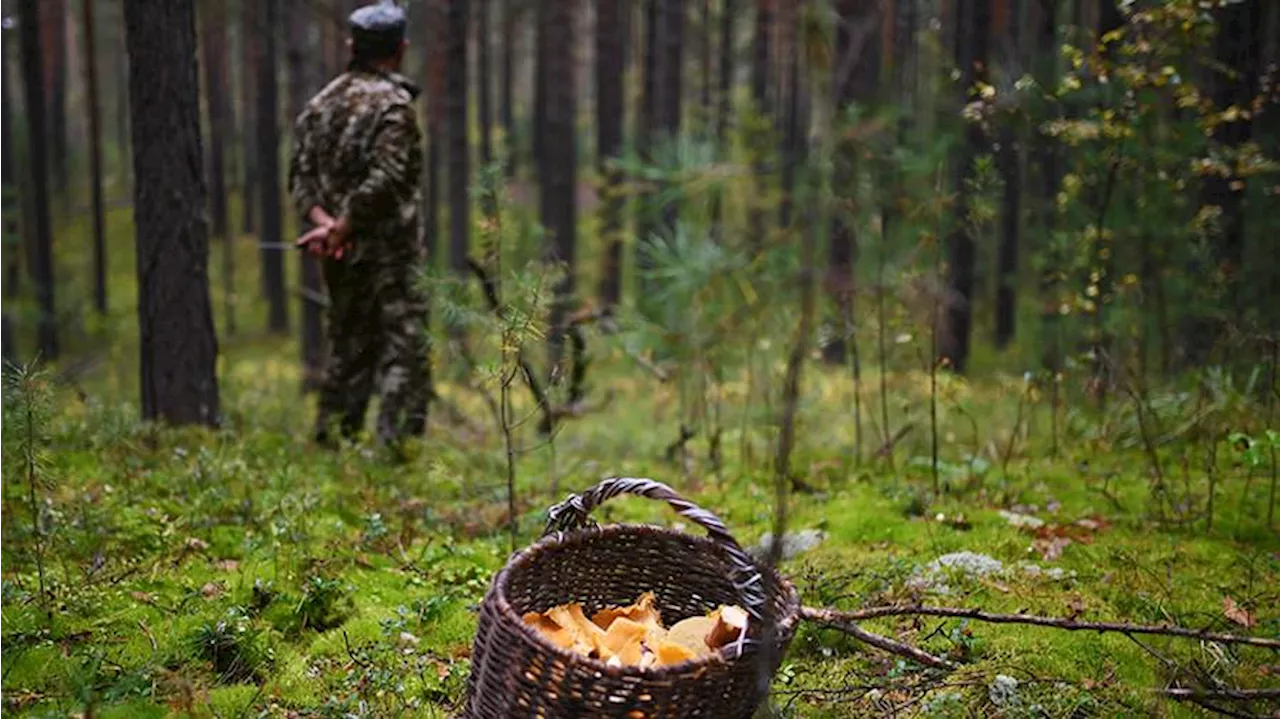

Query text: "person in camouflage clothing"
[288, 0, 429, 452]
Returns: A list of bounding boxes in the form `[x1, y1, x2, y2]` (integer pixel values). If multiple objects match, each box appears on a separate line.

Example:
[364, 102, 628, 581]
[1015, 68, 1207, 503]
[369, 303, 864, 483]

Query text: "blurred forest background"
[2, 0, 1280, 716]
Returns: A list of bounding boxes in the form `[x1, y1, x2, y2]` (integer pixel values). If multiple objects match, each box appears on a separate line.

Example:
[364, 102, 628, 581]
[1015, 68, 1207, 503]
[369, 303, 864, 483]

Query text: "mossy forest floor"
[3, 210, 1278, 718]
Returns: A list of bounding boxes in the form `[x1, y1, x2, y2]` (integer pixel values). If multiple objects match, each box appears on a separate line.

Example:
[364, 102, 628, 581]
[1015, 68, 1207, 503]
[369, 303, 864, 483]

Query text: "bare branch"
[802, 605, 1280, 650]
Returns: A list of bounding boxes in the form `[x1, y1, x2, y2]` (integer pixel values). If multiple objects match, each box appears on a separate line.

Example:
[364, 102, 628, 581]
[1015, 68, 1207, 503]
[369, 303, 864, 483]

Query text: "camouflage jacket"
[288, 69, 424, 269]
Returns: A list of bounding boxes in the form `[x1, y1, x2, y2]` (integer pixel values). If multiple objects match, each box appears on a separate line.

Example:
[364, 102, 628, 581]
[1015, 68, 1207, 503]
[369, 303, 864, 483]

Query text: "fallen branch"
[875, 422, 915, 459]
[808, 612, 956, 670]
[1162, 687, 1280, 701]
[802, 605, 1280, 650]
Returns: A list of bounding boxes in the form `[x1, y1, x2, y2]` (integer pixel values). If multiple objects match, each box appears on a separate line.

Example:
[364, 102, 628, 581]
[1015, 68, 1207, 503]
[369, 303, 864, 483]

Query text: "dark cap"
[349, 0, 406, 51]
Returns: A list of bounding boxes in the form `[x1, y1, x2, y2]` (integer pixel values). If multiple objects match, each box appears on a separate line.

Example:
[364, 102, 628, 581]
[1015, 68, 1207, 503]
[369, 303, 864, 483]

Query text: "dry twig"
[802, 605, 1280, 650]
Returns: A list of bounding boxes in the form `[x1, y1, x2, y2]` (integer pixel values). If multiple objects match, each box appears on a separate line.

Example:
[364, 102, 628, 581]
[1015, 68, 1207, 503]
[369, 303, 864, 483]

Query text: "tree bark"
[824, 0, 878, 365]
[543, 0, 577, 365]
[938, 0, 991, 373]
[1186, 0, 1262, 360]
[19, 0, 59, 360]
[241, 0, 259, 235]
[597, 0, 625, 311]
[3, 26, 21, 363]
[500, 0, 516, 175]
[994, 0, 1023, 349]
[288, 0, 324, 387]
[81, 0, 108, 316]
[635, 0, 660, 310]
[42, 0, 70, 201]
[423, 0, 447, 269]
[124, 0, 221, 426]
[751, 0, 771, 115]
[258, 0, 290, 333]
[1034, 0, 1061, 374]
[777, 1, 801, 229]
[478, 0, 493, 167]
[200, 0, 236, 336]
[656, 0, 684, 234]
[533, 0, 547, 174]
[448, 0, 472, 288]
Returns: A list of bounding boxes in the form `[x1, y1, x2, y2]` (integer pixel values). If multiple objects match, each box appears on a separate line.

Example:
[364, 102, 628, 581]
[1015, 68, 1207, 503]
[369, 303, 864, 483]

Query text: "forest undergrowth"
[3, 309, 1278, 717]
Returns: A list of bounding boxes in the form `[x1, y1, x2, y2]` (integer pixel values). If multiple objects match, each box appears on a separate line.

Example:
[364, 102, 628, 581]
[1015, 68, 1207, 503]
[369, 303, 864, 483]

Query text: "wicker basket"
[462, 477, 800, 719]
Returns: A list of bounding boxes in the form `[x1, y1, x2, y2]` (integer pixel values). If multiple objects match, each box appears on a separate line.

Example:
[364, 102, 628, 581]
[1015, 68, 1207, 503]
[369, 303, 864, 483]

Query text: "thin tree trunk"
[1187, 0, 1261, 359]
[124, 0, 221, 426]
[597, 0, 625, 311]
[657, 0, 684, 235]
[258, 0, 289, 333]
[824, 0, 877, 365]
[777, 3, 801, 229]
[200, 0, 236, 336]
[288, 0, 324, 387]
[241, 0, 259, 236]
[635, 0, 660, 312]
[709, 0, 735, 230]
[115, 7, 131, 193]
[3, 29, 21, 363]
[43, 0, 69, 201]
[448, 0, 472, 285]
[423, 0, 446, 268]
[543, 0, 577, 367]
[83, 0, 108, 315]
[1034, 0, 1061, 375]
[19, 0, 59, 360]
[751, 0, 771, 115]
[938, 0, 990, 373]
[500, 0, 515, 175]
[533, 0, 547, 174]
[994, 0, 1023, 350]
[478, 0, 493, 167]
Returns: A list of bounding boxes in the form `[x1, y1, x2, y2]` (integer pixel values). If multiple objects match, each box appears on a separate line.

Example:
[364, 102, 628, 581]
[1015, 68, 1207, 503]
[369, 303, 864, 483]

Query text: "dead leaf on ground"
[184, 537, 209, 552]
[1223, 596, 1256, 629]
[213, 559, 239, 572]
[130, 591, 156, 604]
[1033, 536, 1072, 561]
[200, 582, 224, 599]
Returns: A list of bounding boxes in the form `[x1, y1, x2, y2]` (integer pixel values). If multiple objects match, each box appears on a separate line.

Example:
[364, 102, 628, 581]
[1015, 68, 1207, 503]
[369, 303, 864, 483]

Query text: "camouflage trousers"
[314, 257, 429, 448]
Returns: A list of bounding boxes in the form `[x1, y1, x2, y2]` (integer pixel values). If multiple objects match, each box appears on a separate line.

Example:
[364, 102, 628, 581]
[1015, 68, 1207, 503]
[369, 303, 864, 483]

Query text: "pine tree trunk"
[938, 0, 990, 373]
[751, 0, 771, 114]
[1186, 0, 1261, 359]
[241, 0, 259, 235]
[1034, 0, 1061, 373]
[777, 2, 801, 229]
[19, 0, 59, 360]
[824, 0, 877, 365]
[448, 0, 471, 281]
[3, 29, 21, 363]
[423, 0, 446, 267]
[43, 0, 70, 201]
[288, 0, 324, 387]
[124, 0, 221, 426]
[83, 0, 108, 315]
[597, 0, 625, 311]
[533, 0, 548, 175]
[478, 0, 493, 167]
[657, 0, 684, 240]
[258, 0, 289, 333]
[200, 0, 236, 336]
[994, 0, 1022, 349]
[543, 0, 577, 367]
[500, 0, 516, 175]
[634, 0, 660, 313]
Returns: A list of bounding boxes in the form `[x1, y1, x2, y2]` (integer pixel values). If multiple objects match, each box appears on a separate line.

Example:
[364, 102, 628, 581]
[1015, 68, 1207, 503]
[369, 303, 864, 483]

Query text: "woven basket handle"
[543, 477, 767, 619]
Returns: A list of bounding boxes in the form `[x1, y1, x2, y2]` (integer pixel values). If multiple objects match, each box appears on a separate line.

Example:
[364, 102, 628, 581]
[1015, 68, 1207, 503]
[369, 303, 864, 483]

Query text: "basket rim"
[486, 522, 801, 678]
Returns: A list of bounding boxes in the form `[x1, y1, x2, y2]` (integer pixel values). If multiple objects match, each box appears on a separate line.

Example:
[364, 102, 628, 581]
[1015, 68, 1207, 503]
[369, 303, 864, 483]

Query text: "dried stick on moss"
[802, 605, 1280, 650]
[808, 613, 956, 669]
